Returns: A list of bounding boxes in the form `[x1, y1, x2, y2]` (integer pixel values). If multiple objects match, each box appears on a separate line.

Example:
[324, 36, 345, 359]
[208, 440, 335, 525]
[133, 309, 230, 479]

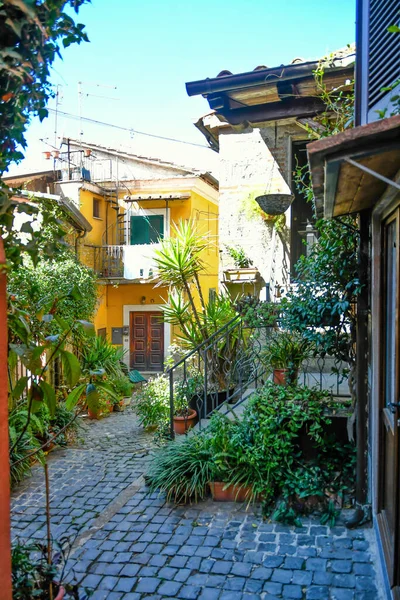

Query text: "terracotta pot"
[173, 409, 197, 435]
[87, 408, 100, 419]
[273, 368, 298, 386]
[55, 586, 66, 600]
[210, 482, 253, 502]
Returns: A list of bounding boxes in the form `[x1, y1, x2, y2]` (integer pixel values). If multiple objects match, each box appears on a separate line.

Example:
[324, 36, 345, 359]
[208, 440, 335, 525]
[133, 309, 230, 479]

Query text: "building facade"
[308, 1, 400, 597]
[185, 50, 354, 300]
[5, 140, 219, 372]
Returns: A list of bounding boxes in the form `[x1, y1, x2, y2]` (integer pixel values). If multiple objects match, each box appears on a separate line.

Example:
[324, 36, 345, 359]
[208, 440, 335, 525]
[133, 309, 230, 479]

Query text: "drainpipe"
[0, 238, 12, 600]
[75, 230, 86, 258]
[346, 210, 370, 528]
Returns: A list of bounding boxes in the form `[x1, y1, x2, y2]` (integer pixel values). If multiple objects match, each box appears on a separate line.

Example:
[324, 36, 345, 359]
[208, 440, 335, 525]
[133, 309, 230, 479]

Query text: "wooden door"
[378, 209, 400, 595]
[129, 312, 164, 372]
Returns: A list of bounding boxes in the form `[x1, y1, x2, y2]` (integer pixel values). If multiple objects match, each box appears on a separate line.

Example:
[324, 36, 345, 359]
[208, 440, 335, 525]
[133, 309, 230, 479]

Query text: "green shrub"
[108, 375, 133, 400]
[146, 434, 213, 503]
[9, 409, 44, 485]
[134, 375, 170, 428]
[145, 381, 355, 519]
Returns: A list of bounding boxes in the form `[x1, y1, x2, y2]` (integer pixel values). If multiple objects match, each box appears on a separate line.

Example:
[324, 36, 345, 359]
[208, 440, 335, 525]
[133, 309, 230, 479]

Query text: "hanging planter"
[255, 192, 294, 216]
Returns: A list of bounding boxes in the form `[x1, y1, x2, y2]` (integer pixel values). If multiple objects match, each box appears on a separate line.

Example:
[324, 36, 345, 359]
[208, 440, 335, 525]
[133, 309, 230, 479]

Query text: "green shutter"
[130, 215, 164, 245]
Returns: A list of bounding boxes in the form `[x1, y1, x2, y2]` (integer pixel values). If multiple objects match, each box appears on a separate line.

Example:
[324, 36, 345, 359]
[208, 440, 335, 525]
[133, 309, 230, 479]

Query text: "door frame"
[123, 304, 170, 371]
[372, 192, 400, 598]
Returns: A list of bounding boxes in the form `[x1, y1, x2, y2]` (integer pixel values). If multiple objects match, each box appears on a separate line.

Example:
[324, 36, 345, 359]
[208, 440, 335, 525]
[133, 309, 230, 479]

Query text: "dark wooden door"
[129, 312, 164, 372]
[378, 209, 400, 595]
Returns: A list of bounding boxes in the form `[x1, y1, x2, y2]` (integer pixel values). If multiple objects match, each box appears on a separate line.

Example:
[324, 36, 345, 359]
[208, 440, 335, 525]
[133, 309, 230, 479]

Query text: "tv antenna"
[78, 80, 119, 144]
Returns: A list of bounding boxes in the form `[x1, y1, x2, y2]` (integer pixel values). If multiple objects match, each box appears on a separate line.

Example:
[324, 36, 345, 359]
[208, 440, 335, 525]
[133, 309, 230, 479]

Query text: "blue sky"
[11, 0, 356, 174]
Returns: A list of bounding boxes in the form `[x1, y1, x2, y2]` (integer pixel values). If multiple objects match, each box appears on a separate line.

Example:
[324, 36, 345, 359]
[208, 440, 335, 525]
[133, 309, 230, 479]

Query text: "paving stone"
[10, 409, 383, 600]
[114, 578, 136, 593]
[332, 574, 356, 588]
[135, 577, 161, 593]
[177, 585, 202, 599]
[250, 567, 272, 580]
[283, 557, 304, 570]
[212, 561, 233, 575]
[282, 584, 303, 599]
[198, 589, 220, 600]
[157, 581, 182, 596]
[331, 588, 355, 600]
[224, 577, 246, 591]
[271, 569, 293, 584]
[355, 576, 378, 591]
[292, 569, 312, 585]
[263, 582, 283, 595]
[168, 569, 189, 585]
[231, 562, 252, 577]
[219, 592, 243, 600]
[306, 586, 329, 600]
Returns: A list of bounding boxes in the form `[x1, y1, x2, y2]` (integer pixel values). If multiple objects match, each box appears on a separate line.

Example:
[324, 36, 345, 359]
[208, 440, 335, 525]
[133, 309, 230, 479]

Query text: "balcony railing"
[93, 244, 160, 280]
[97, 245, 124, 278]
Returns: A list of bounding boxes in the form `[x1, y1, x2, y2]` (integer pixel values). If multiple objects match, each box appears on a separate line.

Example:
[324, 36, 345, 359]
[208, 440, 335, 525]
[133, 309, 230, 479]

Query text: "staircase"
[166, 316, 270, 437]
[166, 315, 352, 438]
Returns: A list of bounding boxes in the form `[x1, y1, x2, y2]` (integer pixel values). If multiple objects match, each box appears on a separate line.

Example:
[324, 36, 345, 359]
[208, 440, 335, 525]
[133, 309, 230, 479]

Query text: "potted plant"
[261, 330, 312, 385]
[12, 541, 67, 599]
[173, 379, 197, 435]
[109, 375, 133, 411]
[223, 246, 259, 283]
[207, 413, 258, 503]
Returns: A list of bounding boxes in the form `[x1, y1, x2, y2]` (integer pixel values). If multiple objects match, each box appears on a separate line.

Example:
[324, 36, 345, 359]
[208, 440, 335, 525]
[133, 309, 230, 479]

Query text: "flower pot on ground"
[87, 407, 100, 419]
[261, 330, 312, 386]
[55, 586, 66, 600]
[113, 399, 125, 412]
[210, 481, 253, 502]
[173, 408, 197, 435]
[273, 368, 298, 386]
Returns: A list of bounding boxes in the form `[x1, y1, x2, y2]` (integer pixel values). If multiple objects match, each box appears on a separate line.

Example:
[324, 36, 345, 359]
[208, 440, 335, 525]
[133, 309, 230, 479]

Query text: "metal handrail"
[165, 314, 241, 375]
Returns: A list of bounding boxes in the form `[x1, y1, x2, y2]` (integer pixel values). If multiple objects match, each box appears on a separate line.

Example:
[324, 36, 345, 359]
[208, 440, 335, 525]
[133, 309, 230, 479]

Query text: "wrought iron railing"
[166, 317, 351, 437]
[93, 245, 124, 278]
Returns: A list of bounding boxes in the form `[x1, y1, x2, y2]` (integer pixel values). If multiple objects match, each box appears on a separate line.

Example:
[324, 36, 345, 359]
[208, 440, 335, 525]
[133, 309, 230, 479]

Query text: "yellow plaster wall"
[86, 180, 219, 343]
[93, 283, 168, 337]
[79, 189, 107, 246]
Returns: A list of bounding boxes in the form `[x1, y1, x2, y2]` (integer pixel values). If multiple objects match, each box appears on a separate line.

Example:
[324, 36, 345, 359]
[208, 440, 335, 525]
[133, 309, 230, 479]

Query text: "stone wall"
[218, 121, 306, 299]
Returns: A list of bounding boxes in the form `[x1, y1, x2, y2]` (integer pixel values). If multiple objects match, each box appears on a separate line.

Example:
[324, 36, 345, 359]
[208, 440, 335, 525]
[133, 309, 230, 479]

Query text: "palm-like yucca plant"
[154, 219, 211, 344]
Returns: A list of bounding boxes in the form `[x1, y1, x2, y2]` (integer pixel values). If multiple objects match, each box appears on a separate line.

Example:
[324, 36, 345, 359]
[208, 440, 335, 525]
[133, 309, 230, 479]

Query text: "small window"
[209, 288, 217, 303]
[130, 215, 164, 245]
[93, 198, 101, 219]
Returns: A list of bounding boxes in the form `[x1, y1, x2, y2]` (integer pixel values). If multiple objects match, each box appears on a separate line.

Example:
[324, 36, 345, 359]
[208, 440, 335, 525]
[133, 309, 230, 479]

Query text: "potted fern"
[261, 330, 312, 385]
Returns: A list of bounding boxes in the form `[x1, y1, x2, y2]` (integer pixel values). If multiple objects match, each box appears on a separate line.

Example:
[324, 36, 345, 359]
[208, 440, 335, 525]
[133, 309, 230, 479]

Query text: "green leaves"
[39, 380, 56, 417]
[65, 383, 86, 410]
[61, 350, 81, 387]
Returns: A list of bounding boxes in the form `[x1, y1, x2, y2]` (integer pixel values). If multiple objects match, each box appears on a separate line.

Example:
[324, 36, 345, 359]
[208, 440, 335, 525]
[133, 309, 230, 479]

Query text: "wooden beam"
[218, 97, 327, 126]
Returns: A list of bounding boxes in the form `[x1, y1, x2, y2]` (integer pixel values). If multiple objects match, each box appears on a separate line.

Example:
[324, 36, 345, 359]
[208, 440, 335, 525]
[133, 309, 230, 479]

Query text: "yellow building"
[55, 139, 219, 372]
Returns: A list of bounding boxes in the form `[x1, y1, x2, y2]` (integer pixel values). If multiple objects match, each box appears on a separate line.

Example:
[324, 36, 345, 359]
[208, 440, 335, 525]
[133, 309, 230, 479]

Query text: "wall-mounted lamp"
[150, 298, 155, 304]
[140, 296, 146, 305]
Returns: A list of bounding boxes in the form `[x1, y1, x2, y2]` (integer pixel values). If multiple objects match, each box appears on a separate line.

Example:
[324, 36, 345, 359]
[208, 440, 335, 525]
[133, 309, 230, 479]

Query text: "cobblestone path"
[11, 409, 385, 600]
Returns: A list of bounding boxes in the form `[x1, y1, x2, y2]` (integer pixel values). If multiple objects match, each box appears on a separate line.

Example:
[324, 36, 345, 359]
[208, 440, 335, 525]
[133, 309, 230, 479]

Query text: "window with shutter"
[368, 0, 400, 109]
[130, 215, 164, 245]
